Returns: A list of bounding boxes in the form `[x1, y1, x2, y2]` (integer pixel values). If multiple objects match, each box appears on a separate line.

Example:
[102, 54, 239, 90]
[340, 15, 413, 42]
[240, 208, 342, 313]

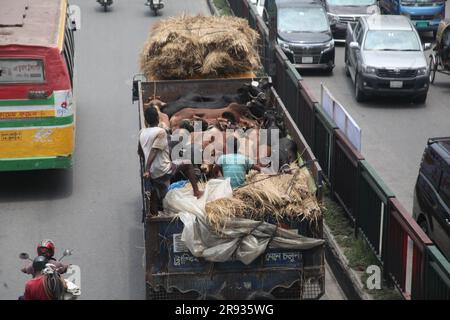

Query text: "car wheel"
[326, 67, 334, 75]
[429, 55, 437, 84]
[418, 218, 429, 235]
[354, 73, 365, 102]
[414, 93, 427, 104]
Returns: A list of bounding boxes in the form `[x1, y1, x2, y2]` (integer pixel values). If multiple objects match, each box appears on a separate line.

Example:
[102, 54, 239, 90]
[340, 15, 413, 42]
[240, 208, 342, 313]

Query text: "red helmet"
[37, 239, 55, 259]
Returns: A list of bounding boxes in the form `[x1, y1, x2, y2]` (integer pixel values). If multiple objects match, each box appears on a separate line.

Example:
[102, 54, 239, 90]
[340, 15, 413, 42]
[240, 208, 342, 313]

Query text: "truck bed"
[136, 77, 325, 299]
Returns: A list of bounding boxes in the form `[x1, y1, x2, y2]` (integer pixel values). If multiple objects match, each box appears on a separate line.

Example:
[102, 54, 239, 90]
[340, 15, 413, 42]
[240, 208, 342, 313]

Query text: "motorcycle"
[97, 0, 113, 12]
[145, 0, 164, 16]
[19, 249, 81, 300]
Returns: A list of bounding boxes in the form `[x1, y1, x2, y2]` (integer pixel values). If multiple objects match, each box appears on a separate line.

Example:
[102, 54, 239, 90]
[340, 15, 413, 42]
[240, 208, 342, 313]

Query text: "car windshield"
[327, 0, 376, 6]
[364, 30, 421, 51]
[278, 7, 329, 33]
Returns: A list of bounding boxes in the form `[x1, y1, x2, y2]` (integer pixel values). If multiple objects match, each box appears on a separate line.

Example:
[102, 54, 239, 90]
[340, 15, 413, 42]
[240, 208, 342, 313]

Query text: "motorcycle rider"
[22, 256, 50, 300]
[21, 240, 68, 277]
[22, 256, 67, 300]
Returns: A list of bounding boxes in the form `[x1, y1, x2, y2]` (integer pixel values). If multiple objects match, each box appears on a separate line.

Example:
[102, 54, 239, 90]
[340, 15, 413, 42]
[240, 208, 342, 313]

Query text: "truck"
[132, 76, 326, 300]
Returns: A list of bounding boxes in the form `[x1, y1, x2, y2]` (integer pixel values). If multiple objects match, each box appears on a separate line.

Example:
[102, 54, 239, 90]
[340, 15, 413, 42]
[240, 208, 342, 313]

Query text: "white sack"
[163, 179, 324, 265]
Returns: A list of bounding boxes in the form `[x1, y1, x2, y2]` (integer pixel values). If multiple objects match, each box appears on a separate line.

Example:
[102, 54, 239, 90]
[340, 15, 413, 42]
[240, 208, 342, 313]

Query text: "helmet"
[32, 256, 48, 272]
[37, 239, 55, 259]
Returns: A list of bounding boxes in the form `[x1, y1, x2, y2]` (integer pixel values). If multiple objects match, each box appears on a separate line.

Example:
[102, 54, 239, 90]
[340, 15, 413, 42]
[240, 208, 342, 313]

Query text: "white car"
[250, 0, 265, 16]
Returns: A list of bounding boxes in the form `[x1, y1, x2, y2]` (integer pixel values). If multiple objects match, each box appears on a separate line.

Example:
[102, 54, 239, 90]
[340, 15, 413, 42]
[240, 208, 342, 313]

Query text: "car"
[264, 0, 335, 72]
[321, 0, 380, 42]
[413, 137, 450, 261]
[250, 0, 265, 16]
[344, 15, 431, 103]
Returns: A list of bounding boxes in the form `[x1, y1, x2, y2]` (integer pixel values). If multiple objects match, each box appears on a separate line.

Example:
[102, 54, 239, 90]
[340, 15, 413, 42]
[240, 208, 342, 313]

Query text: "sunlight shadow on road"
[0, 169, 73, 203]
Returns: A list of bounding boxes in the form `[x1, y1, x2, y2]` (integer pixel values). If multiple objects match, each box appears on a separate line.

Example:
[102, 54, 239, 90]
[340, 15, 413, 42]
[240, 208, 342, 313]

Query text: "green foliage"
[213, 0, 233, 16]
[323, 193, 402, 300]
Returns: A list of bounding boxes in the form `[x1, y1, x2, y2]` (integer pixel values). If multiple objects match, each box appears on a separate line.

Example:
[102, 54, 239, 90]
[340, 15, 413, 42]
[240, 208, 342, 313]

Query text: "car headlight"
[417, 67, 428, 76]
[323, 39, 335, 50]
[434, 12, 444, 20]
[277, 38, 291, 52]
[327, 13, 340, 25]
[362, 64, 376, 74]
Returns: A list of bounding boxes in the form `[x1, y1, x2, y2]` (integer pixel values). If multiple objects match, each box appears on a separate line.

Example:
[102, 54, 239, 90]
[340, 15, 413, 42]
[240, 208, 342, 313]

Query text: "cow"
[169, 103, 258, 130]
[143, 96, 170, 130]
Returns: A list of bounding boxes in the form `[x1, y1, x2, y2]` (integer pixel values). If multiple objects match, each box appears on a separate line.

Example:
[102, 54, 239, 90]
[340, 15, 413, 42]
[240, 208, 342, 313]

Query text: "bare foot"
[193, 190, 204, 199]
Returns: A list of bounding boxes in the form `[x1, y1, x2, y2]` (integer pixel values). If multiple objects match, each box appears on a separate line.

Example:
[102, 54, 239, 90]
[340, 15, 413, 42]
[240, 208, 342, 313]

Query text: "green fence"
[229, 0, 450, 300]
[358, 160, 395, 259]
[424, 246, 450, 299]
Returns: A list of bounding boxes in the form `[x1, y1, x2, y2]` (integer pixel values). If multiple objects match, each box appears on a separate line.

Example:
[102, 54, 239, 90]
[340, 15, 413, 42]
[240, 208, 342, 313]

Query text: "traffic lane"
[0, 0, 210, 300]
[301, 44, 450, 211]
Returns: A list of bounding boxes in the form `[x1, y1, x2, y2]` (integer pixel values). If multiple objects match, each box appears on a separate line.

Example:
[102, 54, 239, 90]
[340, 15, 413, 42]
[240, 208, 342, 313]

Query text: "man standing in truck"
[139, 106, 203, 217]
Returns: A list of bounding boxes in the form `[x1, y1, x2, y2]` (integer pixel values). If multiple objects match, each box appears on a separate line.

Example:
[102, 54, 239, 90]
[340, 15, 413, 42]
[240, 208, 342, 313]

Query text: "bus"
[0, 0, 79, 171]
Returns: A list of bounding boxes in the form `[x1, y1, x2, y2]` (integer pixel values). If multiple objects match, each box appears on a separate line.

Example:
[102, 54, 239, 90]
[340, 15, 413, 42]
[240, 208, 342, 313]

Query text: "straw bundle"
[140, 15, 261, 79]
[205, 163, 322, 231]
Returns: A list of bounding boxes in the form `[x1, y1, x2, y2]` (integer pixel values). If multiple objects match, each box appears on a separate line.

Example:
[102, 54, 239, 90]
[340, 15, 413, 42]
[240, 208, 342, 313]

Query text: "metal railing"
[227, 0, 450, 300]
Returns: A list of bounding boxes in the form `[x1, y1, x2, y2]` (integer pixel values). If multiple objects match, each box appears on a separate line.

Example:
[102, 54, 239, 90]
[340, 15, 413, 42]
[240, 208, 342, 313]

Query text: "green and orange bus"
[0, 0, 79, 171]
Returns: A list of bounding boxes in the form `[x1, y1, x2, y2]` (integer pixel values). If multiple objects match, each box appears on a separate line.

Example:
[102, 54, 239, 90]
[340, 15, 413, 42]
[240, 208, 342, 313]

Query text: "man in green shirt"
[213, 136, 262, 189]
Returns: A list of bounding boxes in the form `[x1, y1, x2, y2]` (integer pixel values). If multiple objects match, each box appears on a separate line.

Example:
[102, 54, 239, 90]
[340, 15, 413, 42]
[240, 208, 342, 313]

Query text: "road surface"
[0, 0, 345, 300]
[302, 4, 450, 211]
[0, 0, 210, 300]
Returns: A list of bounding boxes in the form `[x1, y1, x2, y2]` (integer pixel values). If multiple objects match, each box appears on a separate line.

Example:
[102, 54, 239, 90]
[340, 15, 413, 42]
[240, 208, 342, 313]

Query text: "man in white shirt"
[139, 106, 203, 217]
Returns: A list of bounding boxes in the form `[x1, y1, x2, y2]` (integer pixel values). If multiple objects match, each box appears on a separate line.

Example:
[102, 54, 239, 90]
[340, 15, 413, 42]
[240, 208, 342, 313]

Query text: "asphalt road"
[0, 0, 346, 301]
[0, 0, 210, 300]
[302, 4, 450, 211]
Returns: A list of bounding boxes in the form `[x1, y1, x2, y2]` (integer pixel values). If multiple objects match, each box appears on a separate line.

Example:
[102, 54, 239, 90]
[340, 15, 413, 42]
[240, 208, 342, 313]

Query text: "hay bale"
[139, 15, 261, 80]
[205, 164, 322, 232]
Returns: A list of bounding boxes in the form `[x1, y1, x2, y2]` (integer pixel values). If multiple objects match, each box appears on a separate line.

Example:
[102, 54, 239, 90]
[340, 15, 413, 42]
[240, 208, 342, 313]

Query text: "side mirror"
[63, 249, 73, 257]
[423, 43, 432, 51]
[132, 74, 146, 103]
[19, 253, 30, 260]
[68, 5, 81, 31]
[349, 41, 360, 50]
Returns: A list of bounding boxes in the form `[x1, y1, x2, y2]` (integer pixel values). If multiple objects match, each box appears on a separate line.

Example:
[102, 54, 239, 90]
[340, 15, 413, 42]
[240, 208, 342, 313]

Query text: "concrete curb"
[323, 223, 372, 300]
[206, 0, 221, 16]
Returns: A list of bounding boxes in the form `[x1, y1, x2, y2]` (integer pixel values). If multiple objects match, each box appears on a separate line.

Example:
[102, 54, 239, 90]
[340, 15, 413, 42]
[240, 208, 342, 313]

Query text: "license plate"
[302, 57, 313, 64]
[416, 21, 428, 28]
[390, 81, 403, 88]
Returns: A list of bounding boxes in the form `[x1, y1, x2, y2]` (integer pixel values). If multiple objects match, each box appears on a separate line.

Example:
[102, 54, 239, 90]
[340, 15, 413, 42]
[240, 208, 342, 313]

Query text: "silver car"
[345, 15, 431, 103]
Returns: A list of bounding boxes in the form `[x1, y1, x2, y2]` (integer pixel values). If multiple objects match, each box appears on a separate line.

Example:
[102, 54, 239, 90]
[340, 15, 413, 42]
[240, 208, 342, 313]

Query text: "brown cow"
[169, 103, 257, 130]
[143, 96, 170, 130]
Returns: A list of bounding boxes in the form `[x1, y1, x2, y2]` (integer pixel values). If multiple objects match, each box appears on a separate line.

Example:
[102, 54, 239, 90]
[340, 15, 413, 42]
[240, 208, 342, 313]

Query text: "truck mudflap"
[145, 216, 324, 300]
